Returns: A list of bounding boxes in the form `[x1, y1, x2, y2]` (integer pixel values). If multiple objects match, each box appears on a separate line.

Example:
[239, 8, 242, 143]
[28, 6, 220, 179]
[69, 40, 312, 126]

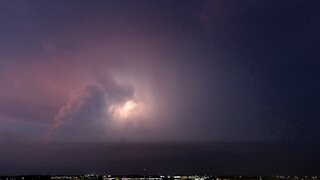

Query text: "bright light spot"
[118, 100, 138, 119]
[108, 99, 146, 122]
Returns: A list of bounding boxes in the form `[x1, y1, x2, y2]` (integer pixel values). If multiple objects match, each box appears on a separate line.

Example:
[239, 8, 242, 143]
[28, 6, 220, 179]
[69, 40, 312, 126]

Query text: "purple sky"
[1, 0, 320, 176]
[0, 0, 320, 143]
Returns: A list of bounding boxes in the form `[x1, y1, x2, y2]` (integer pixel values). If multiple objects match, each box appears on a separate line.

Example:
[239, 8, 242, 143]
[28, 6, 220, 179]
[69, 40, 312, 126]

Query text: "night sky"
[1, 0, 320, 175]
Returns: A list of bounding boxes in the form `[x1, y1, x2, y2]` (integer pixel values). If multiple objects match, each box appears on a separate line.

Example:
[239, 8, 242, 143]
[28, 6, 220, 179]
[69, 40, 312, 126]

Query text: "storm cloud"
[49, 72, 137, 142]
[0, 0, 319, 143]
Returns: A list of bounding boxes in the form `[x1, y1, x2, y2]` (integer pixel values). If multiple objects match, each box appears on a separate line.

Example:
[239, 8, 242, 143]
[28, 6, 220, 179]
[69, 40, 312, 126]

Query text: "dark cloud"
[93, 70, 134, 104]
[50, 85, 106, 142]
[50, 72, 137, 141]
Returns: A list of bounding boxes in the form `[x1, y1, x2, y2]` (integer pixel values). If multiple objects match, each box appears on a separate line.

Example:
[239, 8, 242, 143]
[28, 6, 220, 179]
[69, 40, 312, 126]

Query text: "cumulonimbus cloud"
[48, 73, 136, 142]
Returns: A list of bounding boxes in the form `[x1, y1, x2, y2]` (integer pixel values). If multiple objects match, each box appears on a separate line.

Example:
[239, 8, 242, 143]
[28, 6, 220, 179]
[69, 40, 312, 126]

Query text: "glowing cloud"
[108, 99, 146, 121]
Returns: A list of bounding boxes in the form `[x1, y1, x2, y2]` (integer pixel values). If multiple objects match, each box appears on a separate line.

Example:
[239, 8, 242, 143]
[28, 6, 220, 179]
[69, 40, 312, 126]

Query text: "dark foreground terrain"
[0, 142, 320, 176]
[0, 175, 320, 180]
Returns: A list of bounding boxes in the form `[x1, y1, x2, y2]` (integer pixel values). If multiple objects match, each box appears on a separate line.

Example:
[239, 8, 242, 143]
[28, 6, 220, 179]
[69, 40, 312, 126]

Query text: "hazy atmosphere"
[0, 0, 320, 176]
